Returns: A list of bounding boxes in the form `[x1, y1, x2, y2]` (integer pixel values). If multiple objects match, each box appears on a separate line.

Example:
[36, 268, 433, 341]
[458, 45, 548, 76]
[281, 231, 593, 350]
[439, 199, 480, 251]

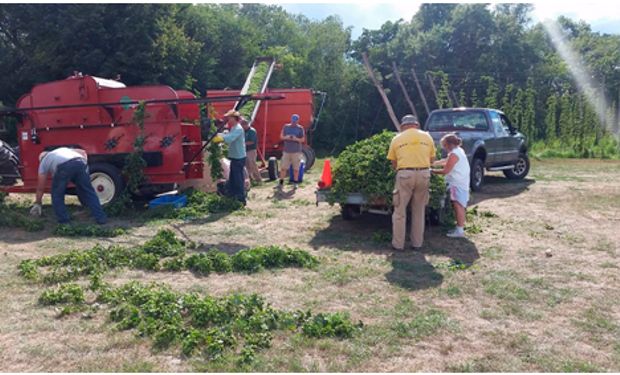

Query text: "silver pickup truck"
[425, 107, 530, 191]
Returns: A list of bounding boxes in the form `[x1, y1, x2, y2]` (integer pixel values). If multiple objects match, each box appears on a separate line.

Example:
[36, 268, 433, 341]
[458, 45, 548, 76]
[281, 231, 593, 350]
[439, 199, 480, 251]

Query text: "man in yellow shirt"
[387, 115, 436, 250]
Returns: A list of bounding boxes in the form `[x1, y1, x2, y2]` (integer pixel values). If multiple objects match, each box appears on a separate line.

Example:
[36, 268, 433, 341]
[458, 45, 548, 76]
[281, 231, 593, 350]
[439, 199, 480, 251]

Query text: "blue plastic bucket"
[289, 161, 305, 183]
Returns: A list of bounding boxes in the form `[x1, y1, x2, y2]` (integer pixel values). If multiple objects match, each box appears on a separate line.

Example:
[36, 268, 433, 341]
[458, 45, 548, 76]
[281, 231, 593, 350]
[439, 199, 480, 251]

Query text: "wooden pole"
[426, 72, 440, 108]
[411, 65, 430, 115]
[391, 62, 418, 119]
[361, 52, 401, 131]
[451, 90, 460, 107]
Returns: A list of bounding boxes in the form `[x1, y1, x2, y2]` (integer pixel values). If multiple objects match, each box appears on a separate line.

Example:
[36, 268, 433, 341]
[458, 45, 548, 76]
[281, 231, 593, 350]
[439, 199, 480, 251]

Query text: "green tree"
[482, 76, 499, 108]
[470, 88, 480, 107]
[544, 94, 559, 141]
[434, 71, 452, 109]
[523, 79, 537, 140]
[559, 87, 573, 144]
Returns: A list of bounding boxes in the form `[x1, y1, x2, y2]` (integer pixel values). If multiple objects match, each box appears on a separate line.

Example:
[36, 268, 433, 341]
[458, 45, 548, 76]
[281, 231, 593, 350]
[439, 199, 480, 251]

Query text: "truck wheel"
[470, 158, 485, 192]
[301, 145, 316, 170]
[341, 204, 361, 220]
[267, 157, 279, 181]
[503, 153, 530, 180]
[88, 163, 124, 205]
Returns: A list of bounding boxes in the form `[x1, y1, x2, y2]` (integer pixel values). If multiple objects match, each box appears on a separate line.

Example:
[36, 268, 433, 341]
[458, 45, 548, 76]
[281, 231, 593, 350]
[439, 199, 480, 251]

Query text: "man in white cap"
[387, 114, 436, 250]
[279, 113, 305, 189]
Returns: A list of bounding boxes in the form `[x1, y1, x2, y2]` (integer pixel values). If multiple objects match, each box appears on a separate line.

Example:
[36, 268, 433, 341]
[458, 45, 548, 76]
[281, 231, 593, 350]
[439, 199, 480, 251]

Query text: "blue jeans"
[228, 157, 246, 205]
[52, 159, 107, 224]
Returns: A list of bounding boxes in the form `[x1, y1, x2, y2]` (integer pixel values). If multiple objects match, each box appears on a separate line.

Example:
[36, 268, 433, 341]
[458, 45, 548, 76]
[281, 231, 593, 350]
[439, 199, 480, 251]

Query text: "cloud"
[531, 0, 620, 23]
[275, 2, 422, 37]
[265, 1, 620, 36]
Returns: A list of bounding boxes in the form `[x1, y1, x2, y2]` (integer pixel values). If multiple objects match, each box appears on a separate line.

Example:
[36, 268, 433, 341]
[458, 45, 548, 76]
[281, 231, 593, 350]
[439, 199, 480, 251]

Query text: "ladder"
[234, 57, 276, 125]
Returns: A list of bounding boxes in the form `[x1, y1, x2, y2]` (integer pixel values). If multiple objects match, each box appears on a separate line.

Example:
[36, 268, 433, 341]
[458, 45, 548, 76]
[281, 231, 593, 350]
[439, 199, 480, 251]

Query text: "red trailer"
[207, 88, 326, 173]
[0, 74, 280, 204]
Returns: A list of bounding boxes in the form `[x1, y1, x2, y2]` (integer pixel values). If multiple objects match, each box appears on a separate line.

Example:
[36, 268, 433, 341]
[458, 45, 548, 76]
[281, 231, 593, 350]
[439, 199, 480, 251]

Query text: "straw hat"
[223, 109, 240, 118]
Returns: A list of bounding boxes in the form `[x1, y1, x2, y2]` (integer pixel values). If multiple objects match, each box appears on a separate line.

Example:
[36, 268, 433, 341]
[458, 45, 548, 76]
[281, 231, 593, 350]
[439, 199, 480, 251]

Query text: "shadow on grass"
[309, 213, 480, 291]
[471, 176, 535, 205]
[268, 186, 299, 201]
[0, 200, 237, 244]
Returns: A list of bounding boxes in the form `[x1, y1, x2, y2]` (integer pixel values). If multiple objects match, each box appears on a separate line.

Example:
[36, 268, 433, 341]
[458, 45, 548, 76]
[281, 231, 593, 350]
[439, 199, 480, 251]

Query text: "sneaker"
[293, 183, 298, 190]
[447, 230, 466, 238]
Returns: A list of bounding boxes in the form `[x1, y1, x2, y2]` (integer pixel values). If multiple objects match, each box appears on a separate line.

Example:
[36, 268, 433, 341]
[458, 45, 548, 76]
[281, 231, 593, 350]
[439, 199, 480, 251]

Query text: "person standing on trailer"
[29, 147, 107, 224]
[241, 117, 262, 184]
[278, 114, 305, 189]
[220, 109, 247, 205]
[387, 115, 436, 251]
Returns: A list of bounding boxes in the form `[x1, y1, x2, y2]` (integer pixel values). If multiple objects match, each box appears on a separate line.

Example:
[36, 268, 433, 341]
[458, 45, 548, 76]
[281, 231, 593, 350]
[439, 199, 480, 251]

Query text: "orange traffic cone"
[318, 159, 332, 189]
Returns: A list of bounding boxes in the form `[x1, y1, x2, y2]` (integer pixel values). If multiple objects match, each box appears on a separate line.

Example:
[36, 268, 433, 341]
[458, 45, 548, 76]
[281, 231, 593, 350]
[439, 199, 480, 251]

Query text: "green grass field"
[0, 158, 619, 371]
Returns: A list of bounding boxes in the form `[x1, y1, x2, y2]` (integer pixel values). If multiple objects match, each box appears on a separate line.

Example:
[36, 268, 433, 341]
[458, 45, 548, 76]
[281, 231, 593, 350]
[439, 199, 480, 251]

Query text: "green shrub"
[206, 249, 233, 273]
[185, 253, 213, 275]
[53, 223, 127, 237]
[329, 130, 447, 210]
[301, 312, 363, 338]
[162, 256, 186, 272]
[39, 283, 85, 305]
[141, 229, 185, 257]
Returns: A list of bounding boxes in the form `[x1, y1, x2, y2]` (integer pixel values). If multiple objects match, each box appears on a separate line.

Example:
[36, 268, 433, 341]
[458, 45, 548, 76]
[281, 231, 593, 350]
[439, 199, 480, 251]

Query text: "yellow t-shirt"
[387, 128, 436, 169]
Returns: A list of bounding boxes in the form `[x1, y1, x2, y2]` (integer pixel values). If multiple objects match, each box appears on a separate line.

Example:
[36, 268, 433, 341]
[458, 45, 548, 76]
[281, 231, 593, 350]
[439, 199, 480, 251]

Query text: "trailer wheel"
[301, 145, 316, 170]
[88, 163, 124, 205]
[341, 204, 361, 220]
[267, 157, 279, 181]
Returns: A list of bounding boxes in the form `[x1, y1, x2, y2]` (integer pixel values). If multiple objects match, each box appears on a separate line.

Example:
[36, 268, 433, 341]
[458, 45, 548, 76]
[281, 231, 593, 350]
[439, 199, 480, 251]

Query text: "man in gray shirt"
[278, 114, 305, 188]
[30, 147, 107, 224]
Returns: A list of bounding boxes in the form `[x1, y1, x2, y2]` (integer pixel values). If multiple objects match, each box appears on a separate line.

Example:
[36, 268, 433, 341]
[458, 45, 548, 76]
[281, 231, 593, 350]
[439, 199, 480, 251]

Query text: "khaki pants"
[245, 149, 262, 182]
[392, 169, 430, 249]
[280, 151, 302, 171]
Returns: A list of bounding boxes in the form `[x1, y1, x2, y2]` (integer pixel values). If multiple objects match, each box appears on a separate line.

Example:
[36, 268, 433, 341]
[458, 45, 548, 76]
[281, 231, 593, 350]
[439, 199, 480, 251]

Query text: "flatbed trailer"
[315, 188, 451, 224]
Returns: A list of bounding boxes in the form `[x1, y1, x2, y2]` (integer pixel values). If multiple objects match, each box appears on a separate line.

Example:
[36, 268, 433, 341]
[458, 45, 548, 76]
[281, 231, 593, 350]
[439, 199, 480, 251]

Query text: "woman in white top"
[432, 133, 471, 238]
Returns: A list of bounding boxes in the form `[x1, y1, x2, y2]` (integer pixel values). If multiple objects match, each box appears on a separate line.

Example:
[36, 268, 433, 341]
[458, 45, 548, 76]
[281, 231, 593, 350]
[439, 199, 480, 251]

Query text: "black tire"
[341, 204, 362, 220]
[503, 153, 530, 180]
[301, 145, 316, 170]
[88, 163, 124, 205]
[470, 158, 485, 192]
[267, 157, 278, 181]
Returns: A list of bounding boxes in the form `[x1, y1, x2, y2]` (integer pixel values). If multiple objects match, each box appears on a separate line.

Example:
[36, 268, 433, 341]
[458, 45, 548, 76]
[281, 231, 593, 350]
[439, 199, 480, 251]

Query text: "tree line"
[1, 3, 619, 157]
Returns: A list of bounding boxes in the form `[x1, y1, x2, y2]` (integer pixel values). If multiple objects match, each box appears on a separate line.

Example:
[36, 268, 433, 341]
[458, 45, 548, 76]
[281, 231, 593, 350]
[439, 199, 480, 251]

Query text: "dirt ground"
[0, 158, 619, 372]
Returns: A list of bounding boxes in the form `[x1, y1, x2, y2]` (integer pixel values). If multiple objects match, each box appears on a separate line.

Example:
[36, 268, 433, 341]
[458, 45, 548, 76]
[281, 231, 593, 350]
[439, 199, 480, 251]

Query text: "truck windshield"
[426, 111, 488, 131]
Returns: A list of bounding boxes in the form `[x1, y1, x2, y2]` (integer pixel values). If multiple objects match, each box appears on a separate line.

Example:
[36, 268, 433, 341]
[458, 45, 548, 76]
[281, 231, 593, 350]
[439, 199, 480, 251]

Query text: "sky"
[263, 1, 620, 39]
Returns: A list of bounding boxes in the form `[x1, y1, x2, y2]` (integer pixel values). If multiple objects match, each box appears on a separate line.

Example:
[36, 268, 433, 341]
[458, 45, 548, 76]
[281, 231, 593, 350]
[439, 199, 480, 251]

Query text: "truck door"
[499, 113, 521, 163]
[483, 111, 504, 165]
[488, 111, 513, 165]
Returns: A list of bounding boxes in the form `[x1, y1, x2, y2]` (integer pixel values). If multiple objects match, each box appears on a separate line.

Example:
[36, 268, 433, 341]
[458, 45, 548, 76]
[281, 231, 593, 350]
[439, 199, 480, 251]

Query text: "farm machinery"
[0, 73, 282, 204]
[207, 57, 327, 177]
[0, 57, 325, 204]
